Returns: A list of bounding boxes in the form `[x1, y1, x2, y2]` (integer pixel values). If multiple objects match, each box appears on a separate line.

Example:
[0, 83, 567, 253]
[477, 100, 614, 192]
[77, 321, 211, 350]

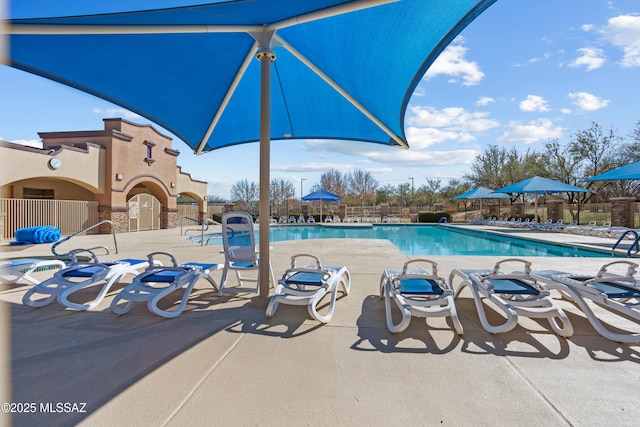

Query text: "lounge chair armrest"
[145, 251, 179, 268]
[402, 259, 438, 276]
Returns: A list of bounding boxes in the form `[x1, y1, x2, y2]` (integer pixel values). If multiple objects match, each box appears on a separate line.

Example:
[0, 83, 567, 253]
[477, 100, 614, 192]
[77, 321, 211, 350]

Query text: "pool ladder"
[611, 230, 640, 257]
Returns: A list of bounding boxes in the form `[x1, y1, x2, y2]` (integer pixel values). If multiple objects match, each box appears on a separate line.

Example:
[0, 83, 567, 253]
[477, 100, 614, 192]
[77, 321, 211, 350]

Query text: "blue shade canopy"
[5, 0, 497, 153]
[452, 187, 511, 200]
[302, 189, 342, 202]
[585, 162, 640, 182]
[494, 177, 591, 195]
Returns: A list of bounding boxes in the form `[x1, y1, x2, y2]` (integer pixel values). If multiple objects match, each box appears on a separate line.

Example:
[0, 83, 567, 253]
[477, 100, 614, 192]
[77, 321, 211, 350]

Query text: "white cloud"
[476, 96, 495, 106]
[6, 139, 42, 148]
[424, 44, 485, 86]
[519, 95, 550, 112]
[561, 108, 572, 114]
[407, 106, 499, 133]
[497, 119, 565, 144]
[581, 24, 595, 32]
[92, 107, 142, 120]
[567, 91, 610, 111]
[569, 47, 605, 70]
[600, 14, 640, 67]
[271, 162, 354, 172]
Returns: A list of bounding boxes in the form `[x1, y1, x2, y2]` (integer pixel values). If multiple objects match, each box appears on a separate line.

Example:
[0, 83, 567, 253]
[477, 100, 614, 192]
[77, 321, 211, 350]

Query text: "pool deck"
[1, 224, 639, 426]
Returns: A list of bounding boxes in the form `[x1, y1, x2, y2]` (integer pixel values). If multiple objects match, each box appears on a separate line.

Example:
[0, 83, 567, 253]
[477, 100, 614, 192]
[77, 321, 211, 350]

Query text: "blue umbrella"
[584, 161, 640, 182]
[302, 189, 341, 220]
[4, 0, 497, 298]
[452, 187, 511, 217]
[495, 176, 591, 220]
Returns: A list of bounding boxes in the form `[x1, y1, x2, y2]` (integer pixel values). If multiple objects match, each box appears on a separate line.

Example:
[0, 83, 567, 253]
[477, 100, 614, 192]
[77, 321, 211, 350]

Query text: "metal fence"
[0, 198, 99, 240]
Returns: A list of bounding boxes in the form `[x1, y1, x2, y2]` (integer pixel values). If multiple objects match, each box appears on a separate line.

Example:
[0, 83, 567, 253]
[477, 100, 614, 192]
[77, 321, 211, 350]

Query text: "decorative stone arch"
[179, 190, 208, 221]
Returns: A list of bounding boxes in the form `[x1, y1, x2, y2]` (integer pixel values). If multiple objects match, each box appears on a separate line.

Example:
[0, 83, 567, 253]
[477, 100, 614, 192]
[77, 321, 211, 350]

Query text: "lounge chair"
[297, 215, 305, 223]
[1, 257, 66, 285]
[324, 216, 332, 223]
[332, 215, 341, 223]
[110, 252, 220, 318]
[532, 261, 640, 343]
[380, 259, 463, 334]
[278, 216, 287, 224]
[449, 258, 573, 337]
[288, 215, 296, 223]
[266, 254, 350, 323]
[307, 216, 316, 223]
[219, 211, 274, 296]
[22, 249, 155, 310]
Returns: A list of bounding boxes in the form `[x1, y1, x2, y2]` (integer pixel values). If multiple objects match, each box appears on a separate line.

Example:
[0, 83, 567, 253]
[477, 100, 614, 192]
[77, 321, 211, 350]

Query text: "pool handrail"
[51, 219, 118, 256]
[611, 230, 640, 257]
[180, 216, 221, 246]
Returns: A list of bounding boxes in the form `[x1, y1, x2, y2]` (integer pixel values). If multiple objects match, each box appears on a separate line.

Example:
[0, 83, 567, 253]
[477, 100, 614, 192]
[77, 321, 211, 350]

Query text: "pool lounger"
[1, 258, 66, 285]
[380, 259, 462, 334]
[532, 261, 640, 344]
[266, 254, 350, 323]
[449, 258, 573, 337]
[110, 252, 220, 318]
[22, 249, 156, 310]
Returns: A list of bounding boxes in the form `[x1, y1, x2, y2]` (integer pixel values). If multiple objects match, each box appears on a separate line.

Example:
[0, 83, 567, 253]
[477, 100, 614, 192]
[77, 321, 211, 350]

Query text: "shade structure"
[585, 161, 640, 182]
[4, 0, 497, 298]
[494, 176, 591, 220]
[302, 189, 341, 220]
[452, 187, 511, 217]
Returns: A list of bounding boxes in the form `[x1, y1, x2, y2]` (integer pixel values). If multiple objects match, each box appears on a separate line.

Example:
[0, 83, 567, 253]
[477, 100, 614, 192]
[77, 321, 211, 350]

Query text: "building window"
[23, 188, 54, 199]
[143, 140, 156, 165]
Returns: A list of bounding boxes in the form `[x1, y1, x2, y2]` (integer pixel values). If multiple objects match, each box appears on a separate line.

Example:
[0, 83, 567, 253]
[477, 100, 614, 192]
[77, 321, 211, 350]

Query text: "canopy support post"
[254, 47, 276, 305]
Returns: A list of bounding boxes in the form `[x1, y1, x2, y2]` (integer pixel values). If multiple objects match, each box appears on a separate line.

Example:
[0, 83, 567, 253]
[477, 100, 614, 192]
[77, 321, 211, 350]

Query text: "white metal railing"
[0, 198, 99, 240]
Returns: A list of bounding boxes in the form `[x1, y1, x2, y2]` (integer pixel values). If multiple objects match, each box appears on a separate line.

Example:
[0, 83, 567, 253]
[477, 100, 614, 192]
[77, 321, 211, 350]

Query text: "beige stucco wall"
[0, 142, 105, 194]
[1, 118, 208, 231]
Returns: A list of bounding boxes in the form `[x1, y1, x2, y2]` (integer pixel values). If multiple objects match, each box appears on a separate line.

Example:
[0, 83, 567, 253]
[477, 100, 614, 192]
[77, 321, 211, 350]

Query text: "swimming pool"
[193, 224, 613, 257]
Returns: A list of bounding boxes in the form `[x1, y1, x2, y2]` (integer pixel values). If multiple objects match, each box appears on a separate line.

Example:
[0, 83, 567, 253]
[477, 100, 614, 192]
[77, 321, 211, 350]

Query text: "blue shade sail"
[452, 187, 511, 200]
[6, 0, 497, 153]
[494, 176, 591, 195]
[302, 189, 342, 202]
[584, 162, 640, 182]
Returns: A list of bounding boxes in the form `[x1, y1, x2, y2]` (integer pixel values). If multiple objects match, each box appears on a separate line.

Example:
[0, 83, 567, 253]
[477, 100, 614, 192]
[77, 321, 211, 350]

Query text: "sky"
[1, 0, 639, 200]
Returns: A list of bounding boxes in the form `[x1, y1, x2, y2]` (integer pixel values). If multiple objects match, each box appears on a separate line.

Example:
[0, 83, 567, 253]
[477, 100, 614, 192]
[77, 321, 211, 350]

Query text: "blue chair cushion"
[396, 278, 443, 295]
[591, 281, 640, 299]
[142, 270, 184, 283]
[486, 278, 539, 295]
[285, 271, 325, 287]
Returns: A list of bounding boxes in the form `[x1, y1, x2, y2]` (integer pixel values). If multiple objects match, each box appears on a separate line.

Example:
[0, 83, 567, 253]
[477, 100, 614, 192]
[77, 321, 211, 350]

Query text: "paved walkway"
[1, 225, 639, 426]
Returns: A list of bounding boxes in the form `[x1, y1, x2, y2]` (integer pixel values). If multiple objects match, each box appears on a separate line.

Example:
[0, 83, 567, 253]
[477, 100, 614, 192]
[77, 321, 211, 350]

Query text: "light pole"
[300, 178, 306, 213]
[409, 177, 414, 209]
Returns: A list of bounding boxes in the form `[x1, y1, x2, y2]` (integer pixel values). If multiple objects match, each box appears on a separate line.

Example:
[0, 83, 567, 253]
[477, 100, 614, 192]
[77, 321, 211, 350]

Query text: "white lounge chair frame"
[533, 260, 640, 343]
[449, 258, 573, 337]
[380, 259, 463, 334]
[110, 252, 220, 318]
[266, 254, 350, 323]
[1, 258, 66, 285]
[219, 211, 274, 296]
[22, 249, 153, 310]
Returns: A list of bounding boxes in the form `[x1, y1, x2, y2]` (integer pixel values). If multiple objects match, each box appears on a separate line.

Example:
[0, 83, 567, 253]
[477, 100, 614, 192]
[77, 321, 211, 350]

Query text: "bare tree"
[347, 169, 378, 205]
[230, 179, 259, 214]
[270, 178, 296, 216]
[319, 169, 347, 197]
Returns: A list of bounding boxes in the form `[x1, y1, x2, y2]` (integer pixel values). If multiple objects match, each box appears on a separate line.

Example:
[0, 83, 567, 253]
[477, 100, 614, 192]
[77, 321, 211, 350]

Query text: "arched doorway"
[128, 193, 161, 231]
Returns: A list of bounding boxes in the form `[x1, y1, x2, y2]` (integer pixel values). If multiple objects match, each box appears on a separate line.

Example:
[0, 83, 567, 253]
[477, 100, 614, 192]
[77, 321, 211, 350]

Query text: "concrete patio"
[1, 225, 639, 426]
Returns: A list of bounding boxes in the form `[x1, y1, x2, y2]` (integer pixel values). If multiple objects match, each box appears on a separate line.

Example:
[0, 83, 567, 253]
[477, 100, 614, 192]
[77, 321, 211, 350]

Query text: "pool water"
[195, 224, 611, 257]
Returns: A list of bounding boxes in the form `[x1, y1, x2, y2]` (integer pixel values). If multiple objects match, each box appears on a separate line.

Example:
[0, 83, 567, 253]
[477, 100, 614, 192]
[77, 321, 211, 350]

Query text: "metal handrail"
[180, 216, 221, 245]
[51, 219, 118, 256]
[611, 230, 640, 257]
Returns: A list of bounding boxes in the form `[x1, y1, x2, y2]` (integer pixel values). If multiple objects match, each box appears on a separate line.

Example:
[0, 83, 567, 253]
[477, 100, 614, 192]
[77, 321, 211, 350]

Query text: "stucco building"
[0, 118, 207, 237]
